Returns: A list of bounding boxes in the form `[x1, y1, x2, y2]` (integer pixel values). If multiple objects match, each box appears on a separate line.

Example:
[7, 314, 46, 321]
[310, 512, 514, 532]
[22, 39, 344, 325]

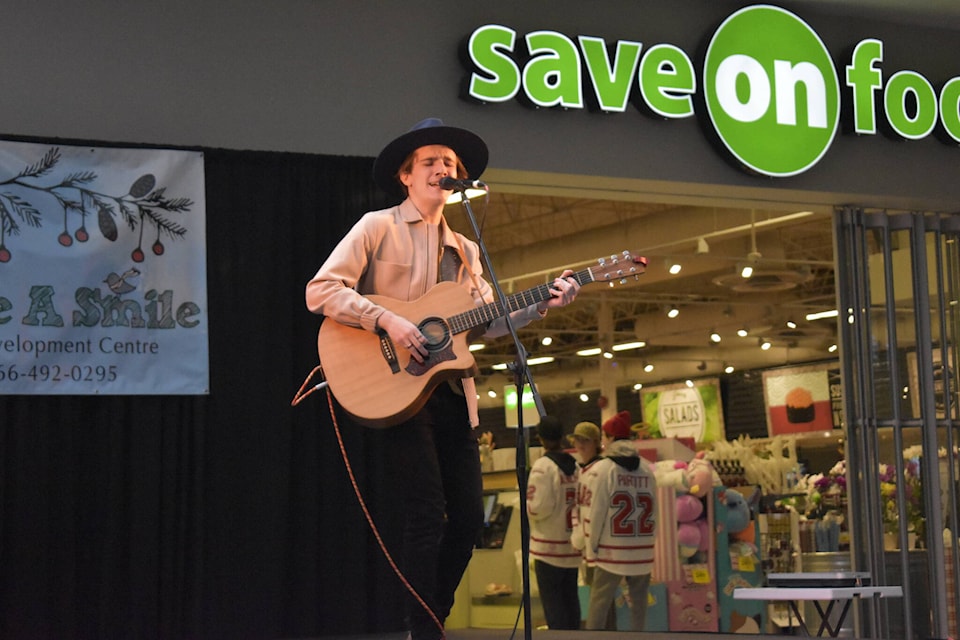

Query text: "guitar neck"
[447, 267, 596, 335]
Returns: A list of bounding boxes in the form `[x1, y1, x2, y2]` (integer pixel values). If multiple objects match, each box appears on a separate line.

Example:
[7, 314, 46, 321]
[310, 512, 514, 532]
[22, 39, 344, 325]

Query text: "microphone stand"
[453, 186, 542, 640]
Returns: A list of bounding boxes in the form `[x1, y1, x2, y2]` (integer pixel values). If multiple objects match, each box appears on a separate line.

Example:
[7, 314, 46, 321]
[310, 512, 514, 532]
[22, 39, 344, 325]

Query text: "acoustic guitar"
[317, 250, 647, 427]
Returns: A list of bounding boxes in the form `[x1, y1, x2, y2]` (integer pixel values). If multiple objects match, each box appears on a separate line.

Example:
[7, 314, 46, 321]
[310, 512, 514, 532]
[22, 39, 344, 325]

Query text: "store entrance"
[836, 208, 960, 640]
[458, 191, 958, 637]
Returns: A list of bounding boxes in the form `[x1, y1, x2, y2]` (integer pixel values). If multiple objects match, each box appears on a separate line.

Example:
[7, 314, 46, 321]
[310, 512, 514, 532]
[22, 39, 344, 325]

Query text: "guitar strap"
[441, 222, 484, 409]
[444, 220, 485, 297]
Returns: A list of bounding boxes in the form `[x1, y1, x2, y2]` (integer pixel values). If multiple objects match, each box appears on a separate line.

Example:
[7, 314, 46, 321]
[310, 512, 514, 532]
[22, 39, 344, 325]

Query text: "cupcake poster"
[762, 364, 835, 435]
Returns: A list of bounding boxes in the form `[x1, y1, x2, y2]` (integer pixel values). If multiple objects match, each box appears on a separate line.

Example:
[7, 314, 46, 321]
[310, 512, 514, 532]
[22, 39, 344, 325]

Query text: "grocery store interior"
[453, 183, 955, 638]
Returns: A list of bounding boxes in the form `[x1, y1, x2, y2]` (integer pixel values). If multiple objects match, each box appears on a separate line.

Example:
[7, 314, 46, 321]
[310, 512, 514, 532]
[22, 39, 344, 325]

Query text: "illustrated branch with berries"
[0, 146, 194, 263]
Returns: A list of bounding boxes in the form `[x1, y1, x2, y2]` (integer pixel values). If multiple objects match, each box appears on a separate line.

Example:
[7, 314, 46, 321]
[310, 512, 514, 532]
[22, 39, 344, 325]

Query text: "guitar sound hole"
[419, 317, 450, 353]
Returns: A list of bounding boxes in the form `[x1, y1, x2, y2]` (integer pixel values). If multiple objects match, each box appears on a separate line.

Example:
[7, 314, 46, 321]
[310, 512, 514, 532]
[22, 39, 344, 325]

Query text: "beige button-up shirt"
[306, 199, 543, 426]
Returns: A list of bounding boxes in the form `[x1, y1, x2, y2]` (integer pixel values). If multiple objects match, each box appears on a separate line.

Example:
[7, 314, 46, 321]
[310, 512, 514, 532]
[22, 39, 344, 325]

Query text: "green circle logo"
[704, 5, 840, 176]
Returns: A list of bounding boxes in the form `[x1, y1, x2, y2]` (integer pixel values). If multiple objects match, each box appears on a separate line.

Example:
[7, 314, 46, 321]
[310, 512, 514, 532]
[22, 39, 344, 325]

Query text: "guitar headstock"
[588, 251, 648, 286]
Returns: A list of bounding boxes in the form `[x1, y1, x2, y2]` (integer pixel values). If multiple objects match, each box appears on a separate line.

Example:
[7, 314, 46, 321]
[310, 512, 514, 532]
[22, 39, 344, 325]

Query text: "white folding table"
[733, 584, 903, 637]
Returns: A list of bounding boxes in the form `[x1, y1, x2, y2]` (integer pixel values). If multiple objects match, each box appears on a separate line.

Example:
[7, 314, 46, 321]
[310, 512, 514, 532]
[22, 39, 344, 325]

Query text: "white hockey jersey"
[578, 440, 656, 576]
[526, 451, 581, 568]
[571, 455, 602, 560]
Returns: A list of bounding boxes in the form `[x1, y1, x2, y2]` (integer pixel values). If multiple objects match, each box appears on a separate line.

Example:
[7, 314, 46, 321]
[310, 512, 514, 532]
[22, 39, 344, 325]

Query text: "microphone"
[439, 176, 487, 190]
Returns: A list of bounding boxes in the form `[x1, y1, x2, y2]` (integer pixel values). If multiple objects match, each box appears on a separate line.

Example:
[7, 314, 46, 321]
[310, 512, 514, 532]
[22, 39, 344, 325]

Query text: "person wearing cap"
[579, 410, 657, 631]
[568, 420, 616, 629]
[526, 415, 581, 630]
[568, 421, 602, 469]
[568, 421, 602, 556]
[305, 118, 580, 640]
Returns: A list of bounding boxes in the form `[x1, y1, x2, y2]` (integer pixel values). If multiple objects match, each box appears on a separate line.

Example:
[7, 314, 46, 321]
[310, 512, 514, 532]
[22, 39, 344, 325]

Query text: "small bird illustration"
[104, 267, 141, 295]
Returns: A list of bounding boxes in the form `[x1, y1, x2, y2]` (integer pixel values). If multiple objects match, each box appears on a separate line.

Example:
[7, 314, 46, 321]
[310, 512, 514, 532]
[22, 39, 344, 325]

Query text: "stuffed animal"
[676, 493, 707, 560]
[678, 522, 701, 558]
[724, 489, 751, 534]
[676, 493, 704, 523]
[685, 457, 716, 498]
[654, 459, 689, 492]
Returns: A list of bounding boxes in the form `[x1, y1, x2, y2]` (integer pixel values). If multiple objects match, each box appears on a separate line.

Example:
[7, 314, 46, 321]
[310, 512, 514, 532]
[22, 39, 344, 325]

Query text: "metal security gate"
[836, 208, 960, 640]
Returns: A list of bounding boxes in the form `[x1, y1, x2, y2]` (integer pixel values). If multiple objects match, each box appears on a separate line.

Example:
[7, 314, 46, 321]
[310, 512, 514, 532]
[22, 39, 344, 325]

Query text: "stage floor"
[308, 631, 886, 640]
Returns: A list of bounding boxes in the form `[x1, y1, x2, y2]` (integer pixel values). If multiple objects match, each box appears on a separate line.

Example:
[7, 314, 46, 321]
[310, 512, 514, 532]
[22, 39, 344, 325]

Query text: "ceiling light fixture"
[760, 338, 772, 351]
[576, 347, 602, 357]
[667, 305, 680, 319]
[602, 350, 614, 359]
[685, 379, 695, 388]
[696, 237, 710, 254]
[541, 336, 553, 346]
[786, 319, 797, 329]
[741, 210, 762, 278]
[643, 361, 655, 373]
[445, 188, 488, 205]
[633, 382, 643, 391]
[613, 340, 646, 351]
[493, 356, 555, 369]
[469, 343, 485, 352]
[710, 330, 721, 343]
[668, 261, 682, 275]
[724, 363, 735, 374]
[806, 309, 839, 321]
[487, 388, 497, 398]
[579, 393, 589, 402]
[737, 327, 749, 337]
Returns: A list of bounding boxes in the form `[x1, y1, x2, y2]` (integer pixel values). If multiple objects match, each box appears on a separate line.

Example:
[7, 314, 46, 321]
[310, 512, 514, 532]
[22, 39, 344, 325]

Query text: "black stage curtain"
[0, 147, 408, 639]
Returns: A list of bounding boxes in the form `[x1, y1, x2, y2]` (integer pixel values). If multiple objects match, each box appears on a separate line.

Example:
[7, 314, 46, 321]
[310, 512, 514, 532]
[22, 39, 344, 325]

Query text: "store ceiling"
[451, 190, 840, 407]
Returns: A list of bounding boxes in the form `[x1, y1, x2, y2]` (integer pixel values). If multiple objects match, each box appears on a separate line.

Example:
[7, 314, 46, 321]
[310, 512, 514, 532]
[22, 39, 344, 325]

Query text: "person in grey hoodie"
[580, 410, 657, 631]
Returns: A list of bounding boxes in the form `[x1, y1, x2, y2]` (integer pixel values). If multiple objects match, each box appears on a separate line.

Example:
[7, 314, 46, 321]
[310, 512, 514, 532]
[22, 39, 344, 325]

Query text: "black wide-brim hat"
[372, 117, 489, 199]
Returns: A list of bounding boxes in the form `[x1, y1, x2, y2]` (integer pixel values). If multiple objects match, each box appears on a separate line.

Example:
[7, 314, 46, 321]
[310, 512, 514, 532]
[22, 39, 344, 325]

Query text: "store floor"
[297, 632, 898, 640]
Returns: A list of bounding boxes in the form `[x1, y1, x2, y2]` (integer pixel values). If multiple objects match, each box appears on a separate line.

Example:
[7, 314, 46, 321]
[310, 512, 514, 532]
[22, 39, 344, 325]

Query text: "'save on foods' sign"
[462, 4, 960, 177]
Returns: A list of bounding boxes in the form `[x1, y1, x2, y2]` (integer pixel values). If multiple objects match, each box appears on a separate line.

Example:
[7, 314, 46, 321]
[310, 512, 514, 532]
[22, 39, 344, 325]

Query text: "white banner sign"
[0, 140, 208, 394]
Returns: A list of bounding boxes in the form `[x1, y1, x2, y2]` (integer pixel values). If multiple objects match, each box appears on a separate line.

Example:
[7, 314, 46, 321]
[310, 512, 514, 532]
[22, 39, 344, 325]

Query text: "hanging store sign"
[641, 378, 725, 444]
[462, 4, 960, 177]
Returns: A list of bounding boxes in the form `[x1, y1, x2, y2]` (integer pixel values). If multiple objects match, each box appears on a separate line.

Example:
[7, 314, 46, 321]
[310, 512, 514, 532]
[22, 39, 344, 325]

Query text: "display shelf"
[714, 486, 767, 633]
[760, 511, 797, 574]
[653, 486, 720, 633]
[481, 469, 517, 491]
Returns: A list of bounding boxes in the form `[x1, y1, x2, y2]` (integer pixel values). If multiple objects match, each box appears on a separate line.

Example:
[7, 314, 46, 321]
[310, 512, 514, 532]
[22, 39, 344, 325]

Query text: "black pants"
[534, 560, 581, 629]
[380, 384, 483, 640]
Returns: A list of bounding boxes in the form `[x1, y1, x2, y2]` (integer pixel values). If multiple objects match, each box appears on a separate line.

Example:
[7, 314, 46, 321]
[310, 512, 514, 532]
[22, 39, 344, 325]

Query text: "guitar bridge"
[378, 331, 401, 374]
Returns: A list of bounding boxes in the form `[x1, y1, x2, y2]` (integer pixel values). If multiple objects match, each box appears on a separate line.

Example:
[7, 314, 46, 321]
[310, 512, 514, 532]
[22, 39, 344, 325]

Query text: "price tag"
[692, 566, 711, 584]
[738, 555, 756, 572]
